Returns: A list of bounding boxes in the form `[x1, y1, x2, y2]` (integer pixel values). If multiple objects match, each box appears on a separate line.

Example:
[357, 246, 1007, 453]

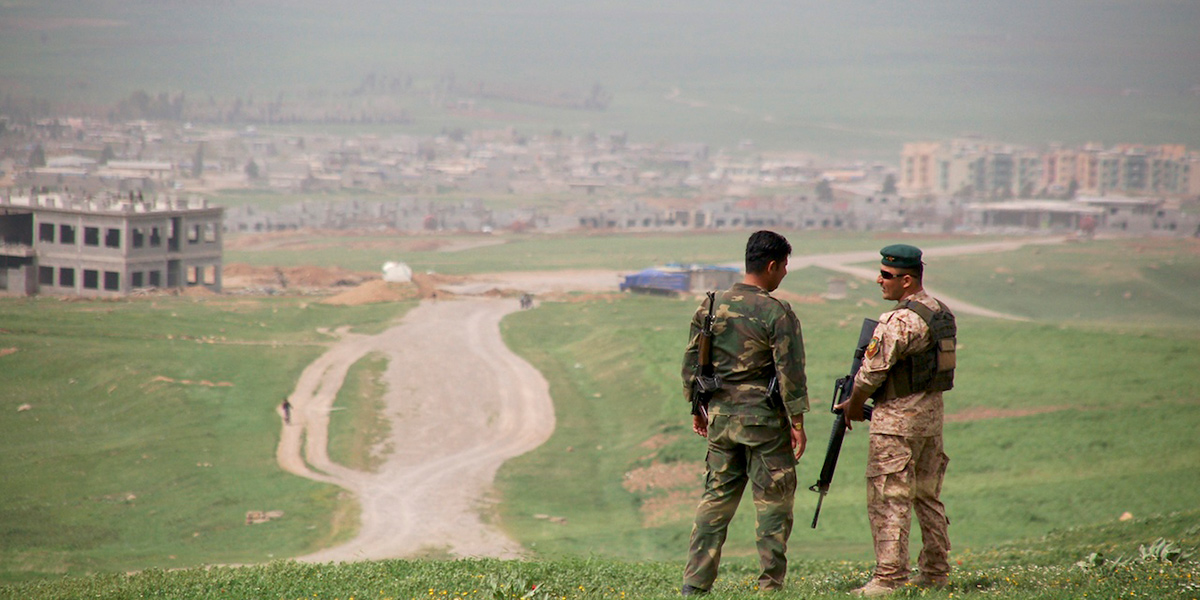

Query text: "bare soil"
[945, 406, 1071, 423]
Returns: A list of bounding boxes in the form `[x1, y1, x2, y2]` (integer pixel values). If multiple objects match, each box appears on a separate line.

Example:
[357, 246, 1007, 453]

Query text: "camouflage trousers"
[865, 433, 951, 583]
[683, 415, 797, 591]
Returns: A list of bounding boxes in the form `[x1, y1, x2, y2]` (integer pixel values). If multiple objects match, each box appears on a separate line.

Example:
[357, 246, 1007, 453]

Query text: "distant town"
[1, 112, 1198, 297]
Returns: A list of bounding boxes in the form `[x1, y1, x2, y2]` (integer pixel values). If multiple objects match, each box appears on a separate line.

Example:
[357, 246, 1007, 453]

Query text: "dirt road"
[280, 298, 556, 562]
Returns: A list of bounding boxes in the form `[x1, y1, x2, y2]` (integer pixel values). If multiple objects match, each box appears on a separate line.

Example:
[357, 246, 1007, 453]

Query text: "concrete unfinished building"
[0, 193, 224, 297]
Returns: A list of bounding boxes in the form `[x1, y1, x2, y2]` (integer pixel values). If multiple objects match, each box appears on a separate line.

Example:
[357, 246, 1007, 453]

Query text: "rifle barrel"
[811, 490, 827, 528]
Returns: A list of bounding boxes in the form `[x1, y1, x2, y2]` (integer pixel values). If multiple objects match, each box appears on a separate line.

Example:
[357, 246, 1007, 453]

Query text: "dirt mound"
[622, 461, 704, 494]
[181, 286, 218, 297]
[638, 489, 700, 528]
[411, 272, 467, 298]
[945, 406, 1070, 423]
[223, 263, 375, 290]
[318, 272, 477, 305]
[321, 280, 420, 306]
[623, 460, 705, 527]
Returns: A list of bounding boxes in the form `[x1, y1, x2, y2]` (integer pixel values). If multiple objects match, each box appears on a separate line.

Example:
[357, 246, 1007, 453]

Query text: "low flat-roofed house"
[46, 155, 98, 170]
[0, 192, 222, 297]
[964, 200, 1104, 233]
[1078, 195, 1162, 234]
[99, 160, 174, 181]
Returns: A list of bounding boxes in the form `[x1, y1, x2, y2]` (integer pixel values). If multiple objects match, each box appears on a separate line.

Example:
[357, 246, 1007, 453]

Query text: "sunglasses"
[879, 270, 907, 280]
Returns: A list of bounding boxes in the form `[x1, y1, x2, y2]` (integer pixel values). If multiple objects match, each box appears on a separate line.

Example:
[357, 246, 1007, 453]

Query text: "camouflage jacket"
[853, 289, 946, 437]
[682, 283, 809, 423]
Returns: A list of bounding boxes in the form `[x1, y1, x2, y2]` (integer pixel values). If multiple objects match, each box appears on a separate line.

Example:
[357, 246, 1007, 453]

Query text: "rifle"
[690, 291, 721, 420]
[809, 318, 878, 528]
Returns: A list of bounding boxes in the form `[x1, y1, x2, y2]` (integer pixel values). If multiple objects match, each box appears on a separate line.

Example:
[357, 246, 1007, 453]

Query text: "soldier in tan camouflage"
[680, 231, 810, 596]
[836, 244, 954, 597]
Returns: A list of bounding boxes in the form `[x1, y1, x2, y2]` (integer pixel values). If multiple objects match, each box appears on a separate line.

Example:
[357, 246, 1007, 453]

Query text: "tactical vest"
[884, 299, 956, 397]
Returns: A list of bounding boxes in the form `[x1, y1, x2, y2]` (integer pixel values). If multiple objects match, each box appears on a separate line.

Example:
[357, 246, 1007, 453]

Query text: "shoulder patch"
[865, 336, 880, 359]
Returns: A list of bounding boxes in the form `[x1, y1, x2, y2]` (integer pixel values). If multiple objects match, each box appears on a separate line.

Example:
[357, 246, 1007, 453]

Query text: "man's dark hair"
[745, 230, 791, 274]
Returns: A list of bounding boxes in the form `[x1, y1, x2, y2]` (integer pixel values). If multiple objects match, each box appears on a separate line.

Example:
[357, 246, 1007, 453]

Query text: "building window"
[149, 271, 161, 287]
[39, 266, 54, 285]
[84, 227, 100, 246]
[83, 270, 99, 289]
[104, 271, 120, 291]
[189, 224, 201, 244]
[39, 223, 55, 243]
[105, 228, 121, 249]
[150, 227, 162, 247]
[60, 224, 76, 244]
[204, 223, 217, 243]
[132, 228, 145, 249]
[59, 268, 75, 287]
[132, 272, 144, 288]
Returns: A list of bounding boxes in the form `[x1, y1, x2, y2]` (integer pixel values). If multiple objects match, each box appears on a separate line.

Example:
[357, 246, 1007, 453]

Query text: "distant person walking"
[835, 244, 956, 597]
[680, 230, 809, 595]
[281, 397, 292, 424]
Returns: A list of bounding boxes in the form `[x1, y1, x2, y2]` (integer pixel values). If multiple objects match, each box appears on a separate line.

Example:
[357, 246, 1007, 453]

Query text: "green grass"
[0, 294, 408, 582]
[327, 352, 392, 472]
[2, 512, 1198, 599]
[913, 238, 1200, 330]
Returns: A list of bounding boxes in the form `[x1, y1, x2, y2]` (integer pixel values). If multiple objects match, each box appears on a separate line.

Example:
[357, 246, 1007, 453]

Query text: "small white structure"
[382, 261, 413, 283]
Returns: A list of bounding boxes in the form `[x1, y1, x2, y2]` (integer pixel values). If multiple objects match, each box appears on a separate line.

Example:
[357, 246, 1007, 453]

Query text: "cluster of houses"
[1, 116, 1198, 296]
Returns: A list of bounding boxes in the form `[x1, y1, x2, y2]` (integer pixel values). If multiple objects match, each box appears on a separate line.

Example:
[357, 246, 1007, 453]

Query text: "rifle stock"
[690, 291, 720, 419]
[809, 318, 878, 528]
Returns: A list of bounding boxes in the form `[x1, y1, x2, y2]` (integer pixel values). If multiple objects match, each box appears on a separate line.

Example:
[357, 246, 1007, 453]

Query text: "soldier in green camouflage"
[680, 231, 810, 595]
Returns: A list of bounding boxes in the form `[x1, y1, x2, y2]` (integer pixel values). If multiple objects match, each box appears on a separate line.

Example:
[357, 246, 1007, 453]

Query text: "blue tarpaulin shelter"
[620, 268, 690, 293]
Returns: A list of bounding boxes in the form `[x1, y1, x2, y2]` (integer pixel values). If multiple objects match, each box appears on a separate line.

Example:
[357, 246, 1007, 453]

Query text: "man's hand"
[834, 382, 871, 431]
[833, 397, 866, 431]
[790, 424, 806, 460]
[692, 413, 708, 438]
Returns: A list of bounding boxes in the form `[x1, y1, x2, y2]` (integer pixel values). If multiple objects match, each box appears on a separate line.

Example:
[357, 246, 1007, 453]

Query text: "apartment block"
[901, 140, 1199, 199]
[0, 193, 223, 297]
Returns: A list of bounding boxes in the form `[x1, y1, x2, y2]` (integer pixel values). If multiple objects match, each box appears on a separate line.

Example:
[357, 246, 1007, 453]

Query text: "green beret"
[880, 244, 923, 269]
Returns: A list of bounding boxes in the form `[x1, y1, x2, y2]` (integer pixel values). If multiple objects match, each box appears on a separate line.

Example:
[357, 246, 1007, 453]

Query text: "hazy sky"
[2, 0, 1198, 155]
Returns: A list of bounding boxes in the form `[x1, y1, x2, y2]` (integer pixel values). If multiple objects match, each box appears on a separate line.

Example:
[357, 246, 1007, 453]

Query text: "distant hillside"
[1, 0, 1198, 158]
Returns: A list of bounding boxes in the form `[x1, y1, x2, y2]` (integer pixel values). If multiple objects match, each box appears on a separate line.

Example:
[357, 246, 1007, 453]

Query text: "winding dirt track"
[280, 298, 556, 562]
[274, 238, 1061, 563]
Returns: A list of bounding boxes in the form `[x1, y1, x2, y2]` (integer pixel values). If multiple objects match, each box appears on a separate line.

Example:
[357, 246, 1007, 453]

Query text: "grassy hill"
[494, 251, 1200, 565]
[0, 295, 414, 581]
[1, 233, 1198, 597]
